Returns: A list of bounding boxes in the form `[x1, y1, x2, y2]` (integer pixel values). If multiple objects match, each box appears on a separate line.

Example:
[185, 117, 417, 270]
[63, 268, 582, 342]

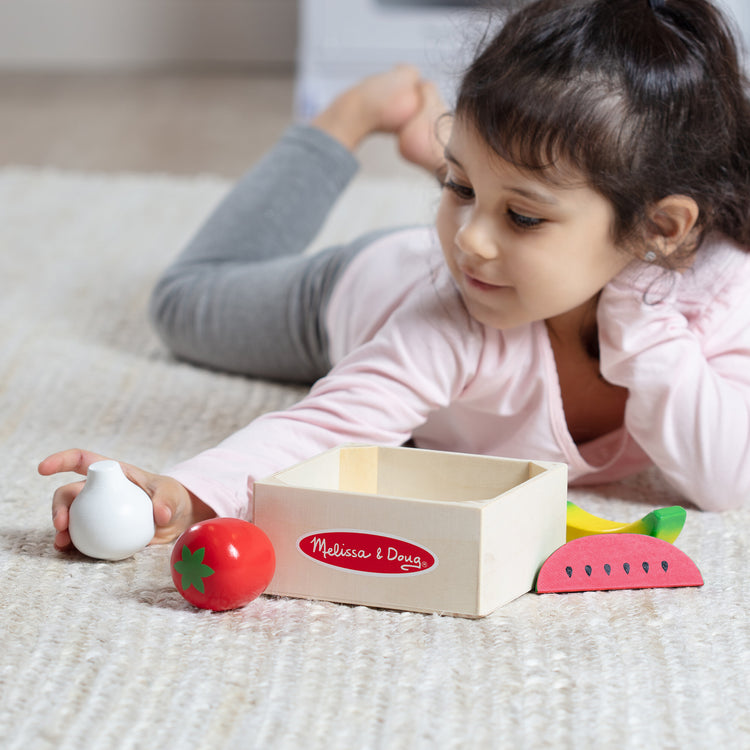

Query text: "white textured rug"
[0, 167, 748, 750]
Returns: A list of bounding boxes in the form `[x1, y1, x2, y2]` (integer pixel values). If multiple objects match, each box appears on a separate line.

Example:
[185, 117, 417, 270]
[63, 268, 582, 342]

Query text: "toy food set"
[68, 459, 154, 561]
[535, 533, 703, 593]
[253, 444, 568, 618]
[62, 450, 703, 615]
[565, 500, 686, 542]
[171, 518, 276, 611]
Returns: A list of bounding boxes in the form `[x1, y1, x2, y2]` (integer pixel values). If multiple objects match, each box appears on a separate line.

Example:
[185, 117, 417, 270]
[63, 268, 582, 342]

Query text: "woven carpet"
[0, 166, 748, 750]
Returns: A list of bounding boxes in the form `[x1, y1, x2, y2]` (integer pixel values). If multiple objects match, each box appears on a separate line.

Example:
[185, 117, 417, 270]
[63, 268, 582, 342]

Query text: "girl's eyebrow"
[444, 147, 560, 206]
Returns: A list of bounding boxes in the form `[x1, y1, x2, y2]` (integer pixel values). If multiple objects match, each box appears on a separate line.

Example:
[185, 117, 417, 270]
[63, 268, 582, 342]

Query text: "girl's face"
[436, 118, 631, 332]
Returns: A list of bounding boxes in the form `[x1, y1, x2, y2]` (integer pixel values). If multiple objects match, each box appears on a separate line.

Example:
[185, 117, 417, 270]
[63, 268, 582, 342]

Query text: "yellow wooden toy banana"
[566, 501, 686, 543]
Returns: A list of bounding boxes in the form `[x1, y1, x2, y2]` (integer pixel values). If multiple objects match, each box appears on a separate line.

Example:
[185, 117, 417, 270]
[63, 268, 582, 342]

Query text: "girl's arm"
[597, 257, 750, 511]
[164, 278, 483, 519]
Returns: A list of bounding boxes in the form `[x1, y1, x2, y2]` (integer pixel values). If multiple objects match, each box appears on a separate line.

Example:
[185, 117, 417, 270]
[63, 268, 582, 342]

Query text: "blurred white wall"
[0, 0, 746, 74]
[719, 0, 750, 62]
[0, 0, 297, 70]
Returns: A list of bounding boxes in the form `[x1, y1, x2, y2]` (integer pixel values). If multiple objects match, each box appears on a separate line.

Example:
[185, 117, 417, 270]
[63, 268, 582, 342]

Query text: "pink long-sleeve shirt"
[166, 227, 750, 516]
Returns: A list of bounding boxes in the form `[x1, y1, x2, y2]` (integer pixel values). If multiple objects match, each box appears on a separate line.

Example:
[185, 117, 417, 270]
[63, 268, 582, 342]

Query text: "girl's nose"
[456, 215, 498, 260]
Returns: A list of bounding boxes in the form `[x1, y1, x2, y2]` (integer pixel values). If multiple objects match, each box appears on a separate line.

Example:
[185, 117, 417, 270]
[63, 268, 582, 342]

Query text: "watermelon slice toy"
[536, 533, 703, 594]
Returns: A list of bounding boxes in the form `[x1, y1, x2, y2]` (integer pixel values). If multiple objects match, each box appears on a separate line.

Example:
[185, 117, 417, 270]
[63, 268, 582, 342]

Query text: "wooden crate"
[253, 445, 567, 617]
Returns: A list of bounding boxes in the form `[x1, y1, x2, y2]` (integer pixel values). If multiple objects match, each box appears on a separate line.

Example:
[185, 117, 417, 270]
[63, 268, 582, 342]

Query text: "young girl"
[42, 0, 750, 550]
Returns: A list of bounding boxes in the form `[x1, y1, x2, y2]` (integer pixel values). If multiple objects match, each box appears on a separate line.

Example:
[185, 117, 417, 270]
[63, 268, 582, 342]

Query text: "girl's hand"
[38, 449, 216, 551]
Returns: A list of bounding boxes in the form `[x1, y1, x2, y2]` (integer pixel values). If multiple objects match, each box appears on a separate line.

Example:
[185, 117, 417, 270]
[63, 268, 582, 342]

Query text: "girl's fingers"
[54, 529, 72, 551]
[119, 463, 160, 497]
[151, 493, 175, 529]
[38, 449, 110, 478]
[150, 478, 191, 542]
[40, 449, 157, 503]
[51, 480, 85, 523]
[150, 479, 215, 544]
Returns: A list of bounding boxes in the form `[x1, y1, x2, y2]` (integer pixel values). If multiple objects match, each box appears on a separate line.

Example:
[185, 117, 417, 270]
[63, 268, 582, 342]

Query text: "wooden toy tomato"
[170, 518, 275, 611]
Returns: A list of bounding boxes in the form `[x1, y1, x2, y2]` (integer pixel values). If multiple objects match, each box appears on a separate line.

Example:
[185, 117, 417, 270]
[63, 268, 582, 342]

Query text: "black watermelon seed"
[662, 560, 669, 573]
[585, 565, 592, 576]
[623, 563, 631, 574]
[604, 564, 611, 575]
[642, 562, 649, 574]
[565, 566, 573, 578]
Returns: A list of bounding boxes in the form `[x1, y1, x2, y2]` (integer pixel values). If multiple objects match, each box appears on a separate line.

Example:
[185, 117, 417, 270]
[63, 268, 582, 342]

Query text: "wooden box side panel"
[266, 444, 537, 505]
[478, 464, 568, 614]
[338, 445, 379, 494]
[268, 446, 343, 492]
[374, 446, 533, 503]
[253, 482, 483, 616]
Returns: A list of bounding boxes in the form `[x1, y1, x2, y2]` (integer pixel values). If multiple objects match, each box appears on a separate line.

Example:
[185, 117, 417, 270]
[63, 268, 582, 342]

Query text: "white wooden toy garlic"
[68, 460, 155, 561]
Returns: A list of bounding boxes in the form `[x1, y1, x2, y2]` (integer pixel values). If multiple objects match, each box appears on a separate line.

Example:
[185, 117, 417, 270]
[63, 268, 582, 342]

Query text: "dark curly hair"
[455, 0, 750, 263]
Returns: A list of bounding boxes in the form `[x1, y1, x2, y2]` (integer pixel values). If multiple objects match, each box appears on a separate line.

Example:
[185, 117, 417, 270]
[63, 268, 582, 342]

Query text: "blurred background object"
[0, 0, 298, 70]
[295, 0, 498, 118]
[0, 0, 747, 177]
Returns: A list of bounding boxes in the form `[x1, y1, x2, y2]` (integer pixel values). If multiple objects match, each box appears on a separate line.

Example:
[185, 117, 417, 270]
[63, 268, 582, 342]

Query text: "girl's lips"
[463, 272, 506, 292]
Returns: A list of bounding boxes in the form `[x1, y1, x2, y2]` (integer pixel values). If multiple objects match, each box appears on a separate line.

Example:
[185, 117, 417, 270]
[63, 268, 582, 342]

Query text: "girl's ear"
[646, 195, 700, 258]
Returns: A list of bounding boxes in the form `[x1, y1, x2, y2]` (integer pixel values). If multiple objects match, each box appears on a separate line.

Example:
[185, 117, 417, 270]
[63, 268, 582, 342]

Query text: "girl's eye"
[442, 179, 475, 202]
[508, 208, 544, 229]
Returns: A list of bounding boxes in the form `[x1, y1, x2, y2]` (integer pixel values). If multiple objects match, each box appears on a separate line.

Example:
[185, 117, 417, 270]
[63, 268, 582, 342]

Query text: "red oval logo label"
[297, 530, 437, 576]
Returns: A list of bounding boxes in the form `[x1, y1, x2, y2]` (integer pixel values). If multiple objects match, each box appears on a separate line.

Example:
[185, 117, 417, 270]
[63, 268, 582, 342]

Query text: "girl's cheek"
[435, 194, 452, 227]
[435, 204, 455, 249]
[437, 203, 472, 253]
